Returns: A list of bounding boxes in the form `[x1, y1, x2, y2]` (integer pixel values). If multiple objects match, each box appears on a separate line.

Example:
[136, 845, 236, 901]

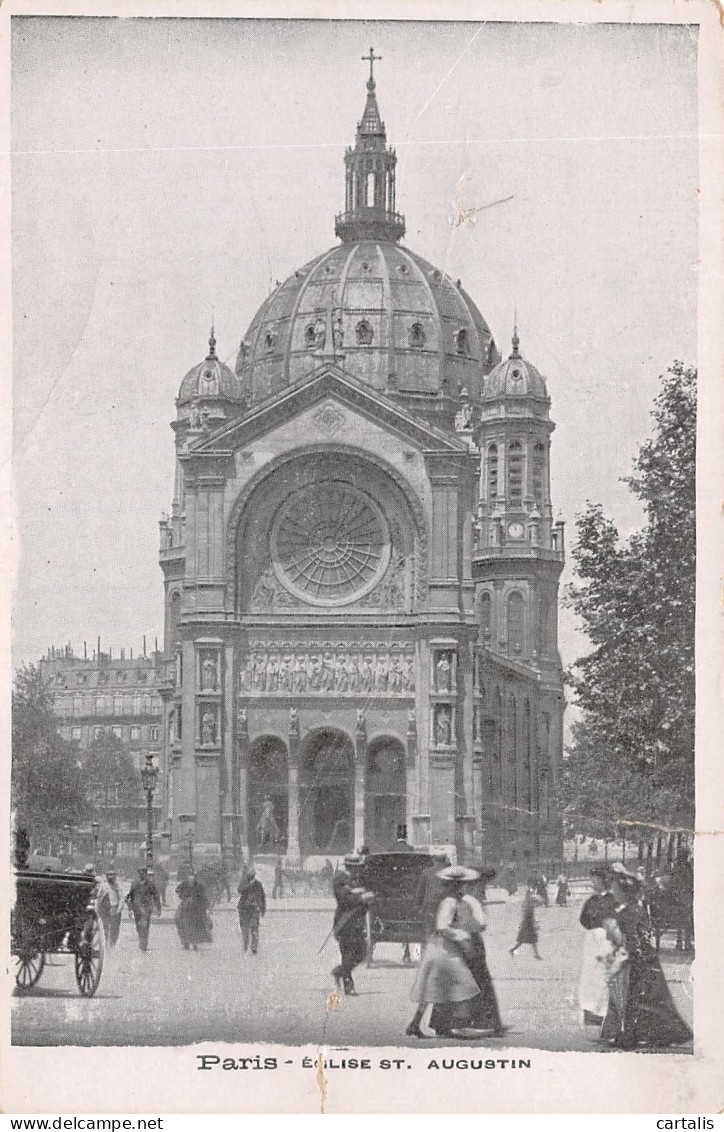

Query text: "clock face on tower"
[507, 521, 525, 540]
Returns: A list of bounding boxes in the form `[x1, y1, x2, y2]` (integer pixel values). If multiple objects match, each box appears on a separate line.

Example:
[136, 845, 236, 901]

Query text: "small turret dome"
[177, 327, 245, 407]
[482, 326, 549, 403]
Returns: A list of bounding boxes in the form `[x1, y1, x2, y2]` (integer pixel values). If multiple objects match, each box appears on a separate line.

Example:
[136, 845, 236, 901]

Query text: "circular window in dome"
[361, 261, 370, 272]
[355, 320, 374, 346]
[270, 481, 391, 607]
[397, 264, 409, 275]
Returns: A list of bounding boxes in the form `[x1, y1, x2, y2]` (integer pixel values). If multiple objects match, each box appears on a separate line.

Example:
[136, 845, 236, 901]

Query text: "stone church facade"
[158, 60, 565, 867]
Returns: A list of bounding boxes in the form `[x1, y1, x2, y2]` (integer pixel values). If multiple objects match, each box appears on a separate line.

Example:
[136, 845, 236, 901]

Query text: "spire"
[511, 311, 520, 358]
[207, 321, 216, 360]
[334, 51, 405, 244]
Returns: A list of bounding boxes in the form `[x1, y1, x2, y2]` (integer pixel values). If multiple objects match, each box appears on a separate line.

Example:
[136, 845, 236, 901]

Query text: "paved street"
[12, 890, 693, 1051]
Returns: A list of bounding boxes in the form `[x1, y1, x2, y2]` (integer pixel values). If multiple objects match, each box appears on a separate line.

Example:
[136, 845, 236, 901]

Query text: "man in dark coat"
[331, 854, 375, 996]
[125, 866, 162, 951]
[237, 867, 267, 954]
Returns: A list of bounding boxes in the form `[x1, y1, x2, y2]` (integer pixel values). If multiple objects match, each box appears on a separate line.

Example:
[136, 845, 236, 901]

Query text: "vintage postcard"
[2, 0, 722, 1115]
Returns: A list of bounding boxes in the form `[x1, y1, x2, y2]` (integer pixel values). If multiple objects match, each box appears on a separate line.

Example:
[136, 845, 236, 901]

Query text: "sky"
[11, 17, 699, 669]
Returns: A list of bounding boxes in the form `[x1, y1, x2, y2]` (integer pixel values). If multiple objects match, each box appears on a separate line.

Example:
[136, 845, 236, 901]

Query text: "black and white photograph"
[4, 1, 723, 1115]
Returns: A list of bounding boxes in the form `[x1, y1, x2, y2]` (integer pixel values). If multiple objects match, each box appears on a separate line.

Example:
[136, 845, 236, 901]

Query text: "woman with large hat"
[577, 865, 616, 1027]
[600, 864, 692, 1048]
[406, 865, 508, 1040]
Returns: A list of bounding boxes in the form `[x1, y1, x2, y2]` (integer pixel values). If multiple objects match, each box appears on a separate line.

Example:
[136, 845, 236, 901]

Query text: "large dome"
[236, 241, 500, 405]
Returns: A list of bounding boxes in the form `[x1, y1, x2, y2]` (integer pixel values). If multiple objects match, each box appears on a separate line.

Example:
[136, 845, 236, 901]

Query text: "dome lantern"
[334, 49, 405, 244]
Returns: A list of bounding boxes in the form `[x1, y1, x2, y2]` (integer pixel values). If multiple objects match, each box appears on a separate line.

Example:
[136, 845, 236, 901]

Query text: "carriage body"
[359, 851, 435, 961]
[12, 869, 105, 995]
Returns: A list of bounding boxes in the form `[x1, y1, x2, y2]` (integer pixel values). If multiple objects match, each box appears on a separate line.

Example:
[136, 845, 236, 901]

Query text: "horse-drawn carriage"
[12, 867, 105, 996]
[647, 866, 694, 952]
[358, 851, 436, 966]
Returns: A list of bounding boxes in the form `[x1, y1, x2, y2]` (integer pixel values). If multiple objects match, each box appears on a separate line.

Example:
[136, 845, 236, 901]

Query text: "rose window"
[270, 481, 391, 606]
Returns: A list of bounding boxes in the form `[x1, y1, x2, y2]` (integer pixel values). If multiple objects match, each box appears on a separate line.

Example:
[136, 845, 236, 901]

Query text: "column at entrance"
[236, 707, 251, 861]
[354, 711, 367, 851]
[287, 710, 301, 865]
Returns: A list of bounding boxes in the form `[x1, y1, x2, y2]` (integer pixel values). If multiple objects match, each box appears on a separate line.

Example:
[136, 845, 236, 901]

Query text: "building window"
[456, 328, 469, 355]
[94, 727, 104, 741]
[507, 591, 524, 654]
[533, 442, 545, 504]
[71, 727, 82, 742]
[486, 445, 498, 500]
[111, 726, 122, 740]
[130, 725, 140, 741]
[508, 441, 524, 503]
[149, 726, 160, 742]
[408, 322, 425, 348]
[113, 696, 124, 716]
[72, 696, 82, 717]
[479, 591, 492, 638]
[355, 320, 373, 345]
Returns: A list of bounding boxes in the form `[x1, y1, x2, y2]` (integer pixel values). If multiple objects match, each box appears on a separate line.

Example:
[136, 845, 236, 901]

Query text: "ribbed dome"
[235, 242, 500, 405]
[482, 330, 549, 403]
[178, 329, 245, 407]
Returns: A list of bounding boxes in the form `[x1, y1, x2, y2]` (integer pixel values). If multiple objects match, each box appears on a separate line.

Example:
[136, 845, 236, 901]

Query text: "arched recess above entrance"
[299, 727, 355, 856]
[249, 735, 288, 855]
[225, 445, 429, 613]
[365, 734, 407, 851]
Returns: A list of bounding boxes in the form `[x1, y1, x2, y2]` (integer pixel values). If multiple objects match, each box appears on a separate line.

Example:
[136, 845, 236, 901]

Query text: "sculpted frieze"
[238, 641, 415, 697]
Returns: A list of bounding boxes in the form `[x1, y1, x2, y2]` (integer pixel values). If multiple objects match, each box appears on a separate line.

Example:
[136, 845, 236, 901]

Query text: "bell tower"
[334, 49, 405, 244]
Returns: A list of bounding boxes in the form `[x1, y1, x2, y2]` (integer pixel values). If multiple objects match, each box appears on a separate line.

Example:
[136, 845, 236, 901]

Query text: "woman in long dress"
[510, 884, 543, 959]
[600, 866, 692, 1048]
[406, 865, 508, 1039]
[577, 866, 616, 1026]
[175, 872, 213, 950]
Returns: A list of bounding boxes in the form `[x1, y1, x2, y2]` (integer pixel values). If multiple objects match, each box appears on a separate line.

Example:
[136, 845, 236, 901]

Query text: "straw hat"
[437, 864, 480, 883]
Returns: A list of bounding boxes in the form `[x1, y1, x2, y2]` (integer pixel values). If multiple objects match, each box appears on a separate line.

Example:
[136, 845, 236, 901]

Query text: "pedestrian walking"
[510, 883, 543, 959]
[237, 867, 267, 954]
[504, 861, 517, 897]
[272, 856, 284, 900]
[555, 874, 570, 906]
[600, 864, 692, 1049]
[175, 871, 213, 950]
[533, 872, 549, 906]
[577, 866, 616, 1026]
[104, 866, 123, 947]
[407, 865, 508, 1040]
[125, 866, 162, 952]
[331, 854, 374, 995]
[154, 862, 169, 907]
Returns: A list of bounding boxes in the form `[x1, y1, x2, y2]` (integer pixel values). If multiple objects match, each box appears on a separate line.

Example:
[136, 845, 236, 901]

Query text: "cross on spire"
[362, 47, 381, 85]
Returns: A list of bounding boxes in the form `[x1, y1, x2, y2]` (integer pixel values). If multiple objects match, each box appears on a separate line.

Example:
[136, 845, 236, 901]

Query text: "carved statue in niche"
[239, 657, 252, 694]
[201, 711, 217, 746]
[313, 315, 326, 351]
[435, 704, 453, 747]
[289, 707, 299, 733]
[435, 651, 453, 692]
[266, 654, 280, 692]
[374, 653, 389, 692]
[334, 653, 349, 692]
[188, 402, 202, 430]
[360, 655, 375, 693]
[402, 655, 415, 691]
[454, 402, 473, 431]
[332, 314, 344, 350]
[252, 654, 267, 693]
[320, 651, 335, 692]
[347, 654, 360, 692]
[237, 706, 247, 727]
[407, 707, 417, 732]
[292, 655, 307, 694]
[356, 707, 366, 732]
[388, 655, 404, 693]
[279, 655, 293, 692]
[201, 655, 218, 691]
[308, 655, 322, 691]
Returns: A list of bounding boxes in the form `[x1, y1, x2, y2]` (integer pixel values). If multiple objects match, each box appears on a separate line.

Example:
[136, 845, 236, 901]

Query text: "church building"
[158, 56, 565, 868]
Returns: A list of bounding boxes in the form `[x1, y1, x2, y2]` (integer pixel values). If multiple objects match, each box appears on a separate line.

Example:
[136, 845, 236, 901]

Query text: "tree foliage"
[560, 363, 696, 840]
[79, 732, 141, 809]
[12, 663, 90, 848]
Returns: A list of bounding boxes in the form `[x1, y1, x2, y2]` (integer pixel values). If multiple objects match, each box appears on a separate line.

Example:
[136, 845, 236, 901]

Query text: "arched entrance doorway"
[249, 736, 288, 854]
[299, 729, 354, 854]
[365, 736, 407, 850]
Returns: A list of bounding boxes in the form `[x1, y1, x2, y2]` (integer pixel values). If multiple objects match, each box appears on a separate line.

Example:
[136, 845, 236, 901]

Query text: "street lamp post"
[140, 754, 159, 866]
[187, 830, 194, 871]
[91, 821, 100, 868]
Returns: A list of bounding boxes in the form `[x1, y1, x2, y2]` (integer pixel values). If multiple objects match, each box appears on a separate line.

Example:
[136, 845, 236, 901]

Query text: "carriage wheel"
[15, 951, 46, 991]
[75, 913, 105, 997]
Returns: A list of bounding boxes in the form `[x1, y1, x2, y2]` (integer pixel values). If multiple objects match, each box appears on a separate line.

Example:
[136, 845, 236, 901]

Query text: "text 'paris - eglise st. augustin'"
[157, 52, 566, 869]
